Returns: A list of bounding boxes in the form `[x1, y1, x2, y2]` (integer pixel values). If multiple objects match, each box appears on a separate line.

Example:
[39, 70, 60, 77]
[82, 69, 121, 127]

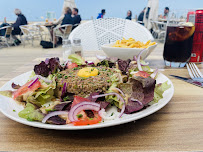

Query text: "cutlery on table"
[170, 75, 203, 88]
[186, 63, 203, 82]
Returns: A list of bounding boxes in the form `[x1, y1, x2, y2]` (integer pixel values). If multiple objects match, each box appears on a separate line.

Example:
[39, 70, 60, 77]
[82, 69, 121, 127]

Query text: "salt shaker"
[72, 38, 83, 56]
[62, 39, 72, 62]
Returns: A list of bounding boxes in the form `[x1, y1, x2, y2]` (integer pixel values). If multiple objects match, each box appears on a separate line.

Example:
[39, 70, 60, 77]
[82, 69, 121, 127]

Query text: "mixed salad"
[0, 50, 171, 126]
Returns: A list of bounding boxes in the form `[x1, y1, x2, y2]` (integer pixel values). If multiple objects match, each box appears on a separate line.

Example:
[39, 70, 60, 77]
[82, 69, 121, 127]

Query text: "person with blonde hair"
[12, 8, 27, 44]
[53, 7, 73, 25]
[51, 7, 73, 45]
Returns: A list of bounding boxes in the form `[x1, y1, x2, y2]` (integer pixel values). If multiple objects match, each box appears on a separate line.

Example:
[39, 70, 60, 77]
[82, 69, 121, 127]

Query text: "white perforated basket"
[69, 18, 154, 51]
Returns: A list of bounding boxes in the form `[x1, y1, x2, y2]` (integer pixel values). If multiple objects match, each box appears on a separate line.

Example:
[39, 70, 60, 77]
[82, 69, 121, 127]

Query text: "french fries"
[112, 38, 156, 49]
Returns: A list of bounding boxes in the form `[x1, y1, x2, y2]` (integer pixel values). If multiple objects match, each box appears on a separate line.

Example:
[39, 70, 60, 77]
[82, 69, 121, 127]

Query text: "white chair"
[33, 24, 52, 41]
[20, 25, 36, 47]
[53, 24, 73, 48]
[20, 25, 43, 47]
[69, 18, 154, 51]
[151, 21, 166, 41]
[0, 26, 16, 47]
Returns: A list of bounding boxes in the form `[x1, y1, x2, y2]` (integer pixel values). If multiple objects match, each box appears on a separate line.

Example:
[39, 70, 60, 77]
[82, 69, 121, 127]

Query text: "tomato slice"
[67, 63, 78, 69]
[13, 80, 41, 100]
[73, 112, 102, 126]
[134, 71, 150, 78]
[71, 96, 102, 126]
[71, 96, 91, 108]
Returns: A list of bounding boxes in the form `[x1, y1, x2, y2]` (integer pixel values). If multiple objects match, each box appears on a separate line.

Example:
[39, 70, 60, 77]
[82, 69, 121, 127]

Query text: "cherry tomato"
[67, 62, 78, 69]
[13, 80, 41, 100]
[134, 71, 150, 78]
[71, 96, 91, 108]
[73, 112, 102, 126]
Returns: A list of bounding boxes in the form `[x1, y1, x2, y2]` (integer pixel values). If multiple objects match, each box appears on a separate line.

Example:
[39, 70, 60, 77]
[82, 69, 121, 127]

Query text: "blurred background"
[0, 0, 203, 21]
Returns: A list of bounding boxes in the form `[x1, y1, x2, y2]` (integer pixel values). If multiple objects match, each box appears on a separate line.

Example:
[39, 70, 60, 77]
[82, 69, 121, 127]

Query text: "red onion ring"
[62, 83, 67, 95]
[68, 102, 100, 122]
[92, 93, 125, 118]
[114, 88, 125, 97]
[133, 55, 149, 66]
[137, 49, 146, 71]
[133, 56, 137, 61]
[28, 77, 39, 88]
[61, 82, 67, 101]
[150, 68, 159, 79]
[42, 111, 68, 123]
[131, 98, 143, 106]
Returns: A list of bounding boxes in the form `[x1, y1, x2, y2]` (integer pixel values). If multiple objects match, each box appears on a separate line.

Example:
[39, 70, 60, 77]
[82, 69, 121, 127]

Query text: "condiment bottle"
[62, 39, 72, 62]
[72, 38, 83, 56]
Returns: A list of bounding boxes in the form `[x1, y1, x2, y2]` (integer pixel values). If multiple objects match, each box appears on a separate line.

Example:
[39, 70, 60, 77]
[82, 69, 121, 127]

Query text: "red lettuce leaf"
[11, 82, 21, 89]
[117, 59, 131, 75]
[47, 115, 66, 125]
[124, 99, 144, 114]
[34, 57, 62, 77]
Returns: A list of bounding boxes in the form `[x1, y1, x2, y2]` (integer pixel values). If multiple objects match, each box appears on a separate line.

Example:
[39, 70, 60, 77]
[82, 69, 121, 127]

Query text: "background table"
[0, 47, 203, 151]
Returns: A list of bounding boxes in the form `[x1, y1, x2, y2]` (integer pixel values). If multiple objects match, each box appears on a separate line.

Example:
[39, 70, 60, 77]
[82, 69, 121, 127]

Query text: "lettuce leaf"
[29, 71, 36, 80]
[25, 74, 56, 107]
[68, 54, 85, 65]
[0, 90, 13, 98]
[18, 103, 44, 121]
[28, 87, 54, 107]
[153, 81, 171, 103]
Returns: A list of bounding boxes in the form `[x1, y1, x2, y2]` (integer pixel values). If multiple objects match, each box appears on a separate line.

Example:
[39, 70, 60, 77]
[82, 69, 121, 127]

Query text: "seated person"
[12, 9, 28, 44]
[52, 7, 73, 45]
[0, 17, 10, 36]
[53, 7, 72, 26]
[72, 8, 81, 30]
[138, 7, 145, 23]
[97, 9, 106, 19]
[159, 7, 169, 19]
[126, 10, 132, 20]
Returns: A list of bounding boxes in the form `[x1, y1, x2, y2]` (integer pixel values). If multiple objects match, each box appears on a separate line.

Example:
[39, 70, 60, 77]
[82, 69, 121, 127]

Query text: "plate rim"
[0, 71, 174, 130]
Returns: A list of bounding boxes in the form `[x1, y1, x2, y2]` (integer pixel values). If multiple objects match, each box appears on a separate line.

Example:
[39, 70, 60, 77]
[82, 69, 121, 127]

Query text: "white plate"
[0, 71, 174, 130]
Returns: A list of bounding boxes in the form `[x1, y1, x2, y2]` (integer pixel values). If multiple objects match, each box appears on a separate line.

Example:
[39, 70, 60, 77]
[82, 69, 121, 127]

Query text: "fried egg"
[77, 67, 99, 77]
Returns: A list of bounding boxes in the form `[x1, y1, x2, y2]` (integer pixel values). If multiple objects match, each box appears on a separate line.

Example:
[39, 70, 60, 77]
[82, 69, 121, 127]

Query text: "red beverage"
[190, 9, 203, 62]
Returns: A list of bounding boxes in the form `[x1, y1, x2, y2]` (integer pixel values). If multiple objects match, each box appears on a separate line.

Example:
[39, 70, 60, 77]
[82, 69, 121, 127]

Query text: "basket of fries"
[101, 38, 157, 60]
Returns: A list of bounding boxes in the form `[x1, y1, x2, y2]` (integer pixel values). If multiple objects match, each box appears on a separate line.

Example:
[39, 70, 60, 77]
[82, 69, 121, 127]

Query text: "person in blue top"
[97, 9, 106, 19]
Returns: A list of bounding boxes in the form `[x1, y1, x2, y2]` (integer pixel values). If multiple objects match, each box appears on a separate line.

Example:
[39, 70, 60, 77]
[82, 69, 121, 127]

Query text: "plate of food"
[101, 38, 158, 60]
[0, 52, 174, 130]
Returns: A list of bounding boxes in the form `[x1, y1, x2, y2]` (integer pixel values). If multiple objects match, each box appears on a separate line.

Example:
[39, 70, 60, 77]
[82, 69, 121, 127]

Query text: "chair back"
[20, 25, 30, 35]
[154, 22, 160, 31]
[151, 21, 158, 31]
[5, 26, 12, 37]
[69, 18, 154, 51]
[63, 24, 73, 38]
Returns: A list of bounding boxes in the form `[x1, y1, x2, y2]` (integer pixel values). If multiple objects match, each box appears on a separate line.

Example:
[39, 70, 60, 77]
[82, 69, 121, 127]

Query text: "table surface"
[0, 48, 203, 151]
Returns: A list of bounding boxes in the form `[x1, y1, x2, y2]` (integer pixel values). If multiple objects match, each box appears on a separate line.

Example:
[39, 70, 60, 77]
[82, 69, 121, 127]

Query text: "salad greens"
[68, 54, 86, 65]
[153, 81, 171, 103]
[18, 103, 44, 121]
[0, 54, 172, 126]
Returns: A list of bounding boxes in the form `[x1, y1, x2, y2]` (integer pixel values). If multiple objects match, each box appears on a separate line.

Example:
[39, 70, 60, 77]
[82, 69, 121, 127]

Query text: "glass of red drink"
[163, 23, 195, 67]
